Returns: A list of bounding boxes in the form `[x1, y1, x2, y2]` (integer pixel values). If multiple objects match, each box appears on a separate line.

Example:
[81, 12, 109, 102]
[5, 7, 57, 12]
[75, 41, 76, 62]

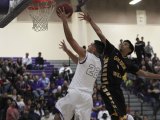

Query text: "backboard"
[0, 0, 32, 28]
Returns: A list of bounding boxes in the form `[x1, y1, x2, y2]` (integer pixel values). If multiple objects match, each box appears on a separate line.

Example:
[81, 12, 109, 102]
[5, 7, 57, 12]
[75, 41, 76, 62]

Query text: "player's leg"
[54, 92, 75, 120]
[100, 87, 126, 120]
[74, 91, 93, 120]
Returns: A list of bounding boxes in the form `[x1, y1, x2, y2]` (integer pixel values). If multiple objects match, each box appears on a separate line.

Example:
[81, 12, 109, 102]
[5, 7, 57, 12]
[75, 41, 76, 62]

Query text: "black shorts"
[100, 86, 126, 117]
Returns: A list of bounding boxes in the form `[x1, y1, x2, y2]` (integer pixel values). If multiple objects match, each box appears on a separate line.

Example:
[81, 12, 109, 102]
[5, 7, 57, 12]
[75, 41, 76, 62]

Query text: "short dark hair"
[123, 40, 134, 55]
[94, 40, 105, 55]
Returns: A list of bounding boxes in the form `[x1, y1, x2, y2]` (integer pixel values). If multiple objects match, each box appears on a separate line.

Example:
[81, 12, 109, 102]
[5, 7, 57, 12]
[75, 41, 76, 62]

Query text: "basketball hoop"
[28, 0, 56, 32]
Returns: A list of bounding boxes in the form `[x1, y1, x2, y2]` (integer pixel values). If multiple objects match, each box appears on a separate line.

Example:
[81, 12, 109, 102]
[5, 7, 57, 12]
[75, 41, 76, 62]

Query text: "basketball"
[56, 2, 73, 18]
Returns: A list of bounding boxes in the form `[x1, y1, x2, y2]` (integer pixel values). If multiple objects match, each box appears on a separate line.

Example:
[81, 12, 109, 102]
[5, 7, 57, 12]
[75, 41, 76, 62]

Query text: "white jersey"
[127, 114, 134, 120]
[69, 52, 101, 93]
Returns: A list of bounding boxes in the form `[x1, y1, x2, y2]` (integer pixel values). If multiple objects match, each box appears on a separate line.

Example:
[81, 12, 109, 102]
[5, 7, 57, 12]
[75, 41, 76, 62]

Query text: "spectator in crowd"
[75, 0, 89, 12]
[118, 39, 123, 49]
[22, 53, 32, 70]
[41, 110, 54, 120]
[34, 103, 44, 117]
[133, 110, 142, 120]
[24, 99, 32, 114]
[16, 95, 25, 114]
[35, 52, 44, 70]
[11, 89, 17, 101]
[59, 62, 73, 82]
[98, 104, 111, 120]
[147, 79, 160, 108]
[39, 72, 50, 90]
[28, 105, 41, 120]
[0, 93, 13, 120]
[152, 53, 159, 68]
[31, 75, 45, 98]
[142, 115, 149, 120]
[140, 36, 146, 57]
[6, 100, 19, 120]
[144, 41, 154, 59]
[135, 37, 144, 64]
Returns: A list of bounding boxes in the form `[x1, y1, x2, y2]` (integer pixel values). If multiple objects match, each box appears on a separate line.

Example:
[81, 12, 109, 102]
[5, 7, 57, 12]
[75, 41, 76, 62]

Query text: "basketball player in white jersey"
[54, 8, 105, 120]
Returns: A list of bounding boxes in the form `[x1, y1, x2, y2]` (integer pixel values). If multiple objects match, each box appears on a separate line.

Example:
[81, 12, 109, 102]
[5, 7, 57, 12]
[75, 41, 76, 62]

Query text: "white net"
[28, 0, 56, 32]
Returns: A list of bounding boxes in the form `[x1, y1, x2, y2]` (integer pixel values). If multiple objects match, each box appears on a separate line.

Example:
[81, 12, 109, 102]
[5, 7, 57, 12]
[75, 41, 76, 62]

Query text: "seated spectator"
[34, 103, 44, 117]
[147, 79, 160, 108]
[28, 105, 41, 120]
[35, 52, 45, 70]
[142, 115, 149, 120]
[11, 89, 18, 101]
[39, 72, 50, 90]
[59, 62, 73, 82]
[22, 53, 32, 70]
[6, 100, 20, 120]
[49, 68, 59, 83]
[16, 95, 25, 114]
[24, 99, 32, 114]
[41, 110, 54, 120]
[31, 75, 45, 98]
[0, 93, 13, 120]
[133, 110, 142, 120]
[97, 104, 111, 120]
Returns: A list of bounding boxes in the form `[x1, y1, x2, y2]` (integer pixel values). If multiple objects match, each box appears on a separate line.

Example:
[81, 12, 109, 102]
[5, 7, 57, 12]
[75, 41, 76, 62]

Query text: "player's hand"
[59, 40, 68, 51]
[57, 7, 70, 20]
[78, 12, 92, 22]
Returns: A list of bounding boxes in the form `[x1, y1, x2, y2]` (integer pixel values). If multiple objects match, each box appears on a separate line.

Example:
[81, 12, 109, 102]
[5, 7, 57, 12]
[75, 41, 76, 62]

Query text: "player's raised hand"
[78, 12, 91, 22]
[59, 40, 68, 52]
[57, 7, 70, 20]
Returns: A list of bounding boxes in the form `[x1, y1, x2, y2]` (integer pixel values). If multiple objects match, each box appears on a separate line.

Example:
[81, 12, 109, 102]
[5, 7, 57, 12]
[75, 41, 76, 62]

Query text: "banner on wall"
[136, 10, 146, 25]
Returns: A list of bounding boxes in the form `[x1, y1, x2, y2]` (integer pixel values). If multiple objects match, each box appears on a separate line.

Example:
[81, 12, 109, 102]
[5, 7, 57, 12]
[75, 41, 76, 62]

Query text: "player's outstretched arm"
[57, 8, 86, 60]
[136, 69, 160, 79]
[59, 40, 78, 64]
[79, 12, 107, 44]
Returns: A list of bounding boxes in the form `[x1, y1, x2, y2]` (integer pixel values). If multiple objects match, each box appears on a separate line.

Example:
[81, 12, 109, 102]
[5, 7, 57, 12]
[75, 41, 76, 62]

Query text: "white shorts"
[55, 88, 93, 120]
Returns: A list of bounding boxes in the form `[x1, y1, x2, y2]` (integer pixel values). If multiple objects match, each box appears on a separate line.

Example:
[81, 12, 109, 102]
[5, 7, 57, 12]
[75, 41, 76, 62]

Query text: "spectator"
[35, 52, 44, 70]
[6, 100, 19, 120]
[59, 62, 73, 82]
[31, 75, 45, 98]
[41, 110, 54, 120]
[133, 111, 142, 120]
[0, 93, 13, 120]
[39, 72, 50, 90]
[135, 37, 144, 64]
[28, 105, 41, 120]
[142, 115, 149, 120]
[97, 104, 111, 120]
[144, 41, 154, 59]
[22, 53, 32, 70]
[16, 95, 25, 114]
[34, 103, 44, 117]
[118, 39, 123, 49]
[141, 36, 146, 57]
[152, 53, 159, 67]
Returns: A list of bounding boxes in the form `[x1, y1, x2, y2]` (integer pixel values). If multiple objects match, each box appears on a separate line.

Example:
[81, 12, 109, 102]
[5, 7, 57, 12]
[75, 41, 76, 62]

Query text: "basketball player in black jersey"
[79, 13, 160, 120]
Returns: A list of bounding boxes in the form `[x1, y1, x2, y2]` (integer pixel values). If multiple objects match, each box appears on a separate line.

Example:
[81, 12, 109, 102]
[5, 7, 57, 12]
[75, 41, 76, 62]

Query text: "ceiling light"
[129, 0, 142, 5]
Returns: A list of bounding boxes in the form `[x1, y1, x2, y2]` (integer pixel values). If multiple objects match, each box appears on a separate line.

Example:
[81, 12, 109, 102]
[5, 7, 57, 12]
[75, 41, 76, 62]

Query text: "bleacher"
[0, 57, 54, 77]
[27, 57, 54, 77]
